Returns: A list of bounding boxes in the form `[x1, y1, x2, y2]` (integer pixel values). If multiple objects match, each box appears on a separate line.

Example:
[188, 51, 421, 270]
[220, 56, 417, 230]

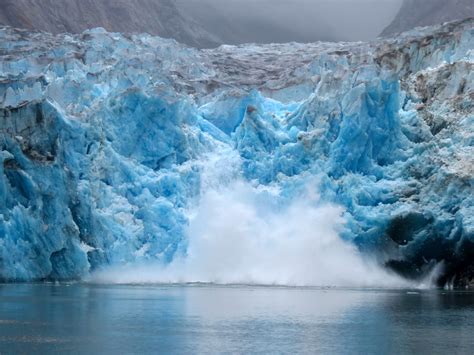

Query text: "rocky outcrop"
[0, 0, 221, 48]
[381, 0, 474, 36]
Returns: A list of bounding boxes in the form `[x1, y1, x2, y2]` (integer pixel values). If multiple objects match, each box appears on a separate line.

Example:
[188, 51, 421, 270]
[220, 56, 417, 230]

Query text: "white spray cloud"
[92, 164, 413, 288]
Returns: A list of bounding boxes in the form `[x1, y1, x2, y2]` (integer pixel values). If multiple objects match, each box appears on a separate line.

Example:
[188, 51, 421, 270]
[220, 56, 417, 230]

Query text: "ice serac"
[0, 20, 473, 285]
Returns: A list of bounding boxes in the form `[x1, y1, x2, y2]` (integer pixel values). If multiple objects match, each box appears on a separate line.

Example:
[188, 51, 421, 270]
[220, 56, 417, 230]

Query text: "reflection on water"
[1, 284, 474, 353]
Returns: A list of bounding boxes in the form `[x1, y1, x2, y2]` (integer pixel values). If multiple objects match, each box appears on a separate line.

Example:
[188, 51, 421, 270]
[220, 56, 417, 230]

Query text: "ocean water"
[1, 284, 474, 354]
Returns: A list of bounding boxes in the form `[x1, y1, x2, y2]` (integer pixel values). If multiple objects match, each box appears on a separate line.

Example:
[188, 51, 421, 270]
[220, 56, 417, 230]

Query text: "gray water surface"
[1, 284, 473, 354]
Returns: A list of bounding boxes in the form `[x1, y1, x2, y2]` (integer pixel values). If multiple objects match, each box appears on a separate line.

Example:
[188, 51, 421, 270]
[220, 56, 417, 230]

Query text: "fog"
[93, 179, 413, 288]
[177, 0, 403, 44]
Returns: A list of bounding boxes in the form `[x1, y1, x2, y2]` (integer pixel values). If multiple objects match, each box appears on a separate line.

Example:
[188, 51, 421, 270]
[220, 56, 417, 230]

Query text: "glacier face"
[0, 20, 473, 285]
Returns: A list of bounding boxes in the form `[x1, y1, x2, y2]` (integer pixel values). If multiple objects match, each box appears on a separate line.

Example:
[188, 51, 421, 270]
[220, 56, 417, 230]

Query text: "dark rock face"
[381, 0, 474, 36]
[0, 0, 221, 48]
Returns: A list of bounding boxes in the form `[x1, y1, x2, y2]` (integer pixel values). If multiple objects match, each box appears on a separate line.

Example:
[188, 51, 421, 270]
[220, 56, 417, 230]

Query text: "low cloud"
[177, 0, 403, 43]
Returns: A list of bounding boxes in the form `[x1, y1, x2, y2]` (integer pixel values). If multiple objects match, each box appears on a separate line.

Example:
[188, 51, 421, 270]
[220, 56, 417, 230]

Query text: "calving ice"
[0, 19, 473, 287]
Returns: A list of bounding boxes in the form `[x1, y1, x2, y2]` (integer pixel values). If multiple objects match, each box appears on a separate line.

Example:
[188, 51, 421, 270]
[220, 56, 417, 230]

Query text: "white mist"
[92, 148, 412, 288]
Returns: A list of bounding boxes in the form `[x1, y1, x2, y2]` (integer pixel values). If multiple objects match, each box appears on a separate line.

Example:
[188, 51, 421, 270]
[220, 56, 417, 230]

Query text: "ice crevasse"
[0, 19, 473, 285]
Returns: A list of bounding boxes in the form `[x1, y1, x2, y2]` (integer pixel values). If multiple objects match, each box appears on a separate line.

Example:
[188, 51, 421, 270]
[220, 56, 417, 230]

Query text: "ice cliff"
[0, 19, 473, 286]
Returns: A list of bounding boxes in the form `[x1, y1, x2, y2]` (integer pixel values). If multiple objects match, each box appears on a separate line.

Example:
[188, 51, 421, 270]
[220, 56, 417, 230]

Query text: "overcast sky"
[177, 0, 403, 43]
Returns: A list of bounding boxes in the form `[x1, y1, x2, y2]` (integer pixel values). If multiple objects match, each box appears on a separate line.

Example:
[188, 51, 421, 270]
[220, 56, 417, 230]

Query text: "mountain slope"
[382, 0, 474, 36]
[0, 0, 221, 48]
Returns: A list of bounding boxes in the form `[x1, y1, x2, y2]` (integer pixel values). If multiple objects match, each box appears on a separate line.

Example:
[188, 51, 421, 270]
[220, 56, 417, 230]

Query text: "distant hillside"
[0, 0, 221, 48]
[381, 0, 474, 36]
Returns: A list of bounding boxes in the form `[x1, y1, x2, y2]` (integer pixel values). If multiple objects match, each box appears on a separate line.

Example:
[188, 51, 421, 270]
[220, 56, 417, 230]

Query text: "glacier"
[0, 20, 473, 286]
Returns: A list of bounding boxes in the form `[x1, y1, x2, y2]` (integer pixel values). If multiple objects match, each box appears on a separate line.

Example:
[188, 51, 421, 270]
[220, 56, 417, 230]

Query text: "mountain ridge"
[381, 0, 474, 36]
[0, 0, 222, 48]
